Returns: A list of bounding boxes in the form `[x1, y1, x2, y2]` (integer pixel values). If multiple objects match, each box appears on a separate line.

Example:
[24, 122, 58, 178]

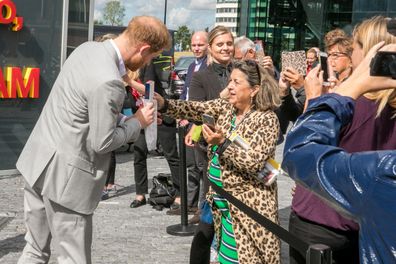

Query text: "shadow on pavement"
[103, 184, 135, 201]
[0, 234, 25, 258]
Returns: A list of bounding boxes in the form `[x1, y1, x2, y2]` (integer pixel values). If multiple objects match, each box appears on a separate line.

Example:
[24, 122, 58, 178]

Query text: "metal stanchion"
[166, 126, 196, 236]
[306, 244, 332, 264]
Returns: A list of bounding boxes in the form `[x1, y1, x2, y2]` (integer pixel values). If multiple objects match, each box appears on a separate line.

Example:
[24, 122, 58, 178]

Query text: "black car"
[168, 56, 195, 99]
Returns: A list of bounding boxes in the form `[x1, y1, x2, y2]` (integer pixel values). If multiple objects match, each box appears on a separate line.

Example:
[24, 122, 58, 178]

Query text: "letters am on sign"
[0, 0, 24, 31]
[0, 67, 40, 98]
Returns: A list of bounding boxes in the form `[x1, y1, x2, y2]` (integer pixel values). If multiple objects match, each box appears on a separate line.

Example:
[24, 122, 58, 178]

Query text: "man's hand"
[133, 102, 155, 128]
[261, 56, 275, 77]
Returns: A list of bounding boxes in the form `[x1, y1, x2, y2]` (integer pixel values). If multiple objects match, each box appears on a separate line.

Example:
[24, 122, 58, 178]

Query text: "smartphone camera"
[318, 52, 333, 84]
[370, 51, 396, 79]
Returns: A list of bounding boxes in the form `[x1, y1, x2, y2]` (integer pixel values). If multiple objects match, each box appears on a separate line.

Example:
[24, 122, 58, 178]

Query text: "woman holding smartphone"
[289, 16, 396, 264]
[157, 59, 281, 263]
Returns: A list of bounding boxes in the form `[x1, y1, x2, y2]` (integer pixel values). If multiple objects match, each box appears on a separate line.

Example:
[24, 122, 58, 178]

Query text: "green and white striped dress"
[208, 116, 239, 264]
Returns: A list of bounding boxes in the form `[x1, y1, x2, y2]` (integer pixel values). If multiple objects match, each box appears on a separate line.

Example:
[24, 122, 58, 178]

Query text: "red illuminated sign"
[0, 67, 40, 98]
[0, 0, 23, 31]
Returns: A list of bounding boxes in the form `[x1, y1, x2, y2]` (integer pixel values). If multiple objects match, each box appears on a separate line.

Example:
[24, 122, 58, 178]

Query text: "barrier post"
[166, 126, 196, 236]
[306, 244, 332, 264]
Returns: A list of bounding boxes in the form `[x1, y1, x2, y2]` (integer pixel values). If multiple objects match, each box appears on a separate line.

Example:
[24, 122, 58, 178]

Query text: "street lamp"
[164, 0, 167, 25]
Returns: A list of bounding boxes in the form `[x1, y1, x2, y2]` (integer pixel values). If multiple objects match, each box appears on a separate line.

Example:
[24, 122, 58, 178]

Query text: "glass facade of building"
[0, 0, 92, 171]
[237, 0, 396, 67]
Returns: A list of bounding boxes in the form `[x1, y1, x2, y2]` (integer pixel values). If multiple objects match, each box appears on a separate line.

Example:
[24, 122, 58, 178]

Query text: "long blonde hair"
[353, 16, 396, 115]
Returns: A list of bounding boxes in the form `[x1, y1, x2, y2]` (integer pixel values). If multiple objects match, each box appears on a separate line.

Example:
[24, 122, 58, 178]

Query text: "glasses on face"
[328, 52, 349, 59]
[245, 60, 261, 85]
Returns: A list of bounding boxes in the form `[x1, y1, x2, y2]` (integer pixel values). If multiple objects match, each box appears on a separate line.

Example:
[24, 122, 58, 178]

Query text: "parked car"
[168, 56, 195, 99]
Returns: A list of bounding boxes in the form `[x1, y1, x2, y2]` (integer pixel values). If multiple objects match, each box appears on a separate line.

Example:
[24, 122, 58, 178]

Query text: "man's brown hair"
[124, 16, 171, 53]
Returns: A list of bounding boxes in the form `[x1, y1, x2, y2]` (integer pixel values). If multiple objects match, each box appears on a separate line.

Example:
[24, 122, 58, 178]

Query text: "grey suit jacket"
[16, 40, 141, 214]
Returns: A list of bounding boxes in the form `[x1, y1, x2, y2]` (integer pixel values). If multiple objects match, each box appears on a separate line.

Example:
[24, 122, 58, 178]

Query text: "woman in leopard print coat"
[158, 60, 281, 263]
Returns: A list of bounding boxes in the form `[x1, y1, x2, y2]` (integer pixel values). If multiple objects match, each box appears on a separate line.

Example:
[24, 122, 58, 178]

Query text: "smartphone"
[202, 114, 215, 130]
[254, 40, 265, 55]
[370, 51, 396, 78]
[144, 80, 154, 100]
[319, 53, 329, 82]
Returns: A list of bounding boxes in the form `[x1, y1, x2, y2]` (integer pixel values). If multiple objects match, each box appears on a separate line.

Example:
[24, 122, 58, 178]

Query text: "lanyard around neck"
[229, 109, 253, 133]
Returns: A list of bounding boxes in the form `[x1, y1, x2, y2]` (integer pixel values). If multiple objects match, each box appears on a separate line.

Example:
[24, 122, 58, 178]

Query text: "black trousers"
[189, 221, 214, 264]
[187, 144, 209, 208]
[133, 125, 180, 195]
[105, 151, 116, 186]
[289, 211, 359, 264]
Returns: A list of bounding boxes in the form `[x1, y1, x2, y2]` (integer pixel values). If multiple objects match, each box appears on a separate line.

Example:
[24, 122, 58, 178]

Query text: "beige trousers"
[18, 177, 93, 264]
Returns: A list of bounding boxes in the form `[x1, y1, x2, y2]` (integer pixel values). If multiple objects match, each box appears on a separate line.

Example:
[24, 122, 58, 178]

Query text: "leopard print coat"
[166, 98, 281, 263]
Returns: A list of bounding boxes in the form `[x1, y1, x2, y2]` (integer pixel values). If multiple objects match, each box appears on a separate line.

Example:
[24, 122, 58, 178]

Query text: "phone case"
[281, 50, 307, 75]
[202, 114, 215, 128]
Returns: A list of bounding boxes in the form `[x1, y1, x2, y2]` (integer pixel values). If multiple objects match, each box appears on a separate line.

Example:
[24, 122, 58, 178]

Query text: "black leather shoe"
[130, 198, 146, 208]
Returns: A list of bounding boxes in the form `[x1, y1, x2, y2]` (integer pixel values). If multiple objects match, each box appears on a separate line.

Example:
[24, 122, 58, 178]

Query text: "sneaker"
[107, 185, 117, 195]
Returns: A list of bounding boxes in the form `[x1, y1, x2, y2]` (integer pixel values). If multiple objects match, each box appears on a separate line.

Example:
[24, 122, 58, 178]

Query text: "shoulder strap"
[210, 182, 309, 254]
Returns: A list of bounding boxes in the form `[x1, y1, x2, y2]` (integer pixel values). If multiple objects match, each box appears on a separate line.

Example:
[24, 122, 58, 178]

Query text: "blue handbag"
[200, 200, 213, 224]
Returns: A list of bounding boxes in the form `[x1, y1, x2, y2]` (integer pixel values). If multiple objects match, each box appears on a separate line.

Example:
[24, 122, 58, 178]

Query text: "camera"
[370, 51, 396, 79]
[319, 53, 329, 82]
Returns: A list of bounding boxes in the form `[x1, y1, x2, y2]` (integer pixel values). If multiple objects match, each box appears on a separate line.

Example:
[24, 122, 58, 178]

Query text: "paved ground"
[0, 143, 294, 264]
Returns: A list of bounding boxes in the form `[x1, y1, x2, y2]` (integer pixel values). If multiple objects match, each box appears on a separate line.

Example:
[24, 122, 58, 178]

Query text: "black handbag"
[148, 173, 176, 210]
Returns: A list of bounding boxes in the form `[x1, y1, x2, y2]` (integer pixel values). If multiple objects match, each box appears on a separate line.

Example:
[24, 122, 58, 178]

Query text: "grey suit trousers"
[18, 176, 93, 264]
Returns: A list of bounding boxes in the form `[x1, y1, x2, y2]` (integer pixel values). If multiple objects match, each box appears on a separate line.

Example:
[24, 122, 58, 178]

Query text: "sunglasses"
[245, 59, 261, 85]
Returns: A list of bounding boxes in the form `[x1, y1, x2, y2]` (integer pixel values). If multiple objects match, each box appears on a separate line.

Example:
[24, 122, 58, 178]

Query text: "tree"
[174, 25, 192, 51]
[102, 0, 125, 26]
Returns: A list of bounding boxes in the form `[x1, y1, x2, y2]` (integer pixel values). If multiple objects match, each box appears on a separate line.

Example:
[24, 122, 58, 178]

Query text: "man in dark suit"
[168, 31, 209, 216]
[16, 16, 170, 264]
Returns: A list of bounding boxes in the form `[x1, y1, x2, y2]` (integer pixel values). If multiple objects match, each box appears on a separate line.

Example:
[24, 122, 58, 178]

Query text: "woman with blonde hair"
[352, 16, 396, 115]
[183, 25, 234, 224]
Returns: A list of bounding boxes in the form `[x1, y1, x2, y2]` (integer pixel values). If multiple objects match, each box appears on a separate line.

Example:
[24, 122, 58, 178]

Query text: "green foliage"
[103, 0, 125, 26]
[174, 25, 192, 51]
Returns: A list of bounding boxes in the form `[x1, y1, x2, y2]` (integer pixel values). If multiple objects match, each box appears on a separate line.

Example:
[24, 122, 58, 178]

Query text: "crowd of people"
[15, 14, 396, 264]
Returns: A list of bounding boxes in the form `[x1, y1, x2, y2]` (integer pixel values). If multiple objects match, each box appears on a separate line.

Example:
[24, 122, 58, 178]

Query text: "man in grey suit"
[16, 16, 171, 264]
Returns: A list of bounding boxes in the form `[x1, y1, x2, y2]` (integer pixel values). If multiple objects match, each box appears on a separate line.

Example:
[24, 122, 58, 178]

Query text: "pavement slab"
[0, 143, 294, 263]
